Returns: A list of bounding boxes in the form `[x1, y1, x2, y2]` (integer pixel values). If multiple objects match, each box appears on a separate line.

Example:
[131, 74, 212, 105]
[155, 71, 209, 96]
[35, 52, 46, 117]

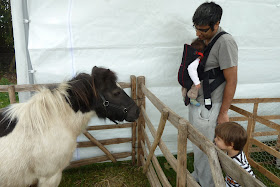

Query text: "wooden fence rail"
[142, 124, 172, 187]
[230, 100, 280, 186]
[143, 108, 169, 173]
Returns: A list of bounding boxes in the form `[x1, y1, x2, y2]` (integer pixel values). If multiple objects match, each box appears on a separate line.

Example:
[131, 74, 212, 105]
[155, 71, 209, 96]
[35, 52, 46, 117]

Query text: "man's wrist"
[219, 110, 228, 115]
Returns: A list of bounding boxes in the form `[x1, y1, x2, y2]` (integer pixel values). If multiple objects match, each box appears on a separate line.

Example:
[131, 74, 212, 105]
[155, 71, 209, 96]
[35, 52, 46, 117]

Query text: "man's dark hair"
[192, 2, 222, 31]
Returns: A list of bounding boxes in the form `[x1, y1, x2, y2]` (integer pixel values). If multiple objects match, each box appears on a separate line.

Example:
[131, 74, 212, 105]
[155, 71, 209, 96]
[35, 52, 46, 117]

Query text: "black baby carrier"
[178, 31, 227, 109]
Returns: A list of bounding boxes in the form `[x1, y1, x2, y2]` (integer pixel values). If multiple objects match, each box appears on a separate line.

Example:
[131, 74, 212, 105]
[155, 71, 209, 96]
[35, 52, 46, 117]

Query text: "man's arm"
[218, 66, 237, 124]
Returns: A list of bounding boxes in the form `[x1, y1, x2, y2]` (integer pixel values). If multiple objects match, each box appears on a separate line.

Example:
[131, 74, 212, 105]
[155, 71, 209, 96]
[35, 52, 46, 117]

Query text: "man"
[189, 2, 238, 187]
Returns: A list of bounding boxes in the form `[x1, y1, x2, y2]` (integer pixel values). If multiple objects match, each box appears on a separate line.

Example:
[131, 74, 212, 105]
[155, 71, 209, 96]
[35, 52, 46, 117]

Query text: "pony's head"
[66, 66, 140, 123]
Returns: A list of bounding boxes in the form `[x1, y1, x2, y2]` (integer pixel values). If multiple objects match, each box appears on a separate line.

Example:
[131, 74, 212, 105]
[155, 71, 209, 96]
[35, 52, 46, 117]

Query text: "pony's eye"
[113, 91, 121, 96]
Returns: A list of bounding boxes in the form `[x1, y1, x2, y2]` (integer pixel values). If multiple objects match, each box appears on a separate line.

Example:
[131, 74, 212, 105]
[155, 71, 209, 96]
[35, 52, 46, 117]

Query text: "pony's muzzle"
[126, 105, 140, 122]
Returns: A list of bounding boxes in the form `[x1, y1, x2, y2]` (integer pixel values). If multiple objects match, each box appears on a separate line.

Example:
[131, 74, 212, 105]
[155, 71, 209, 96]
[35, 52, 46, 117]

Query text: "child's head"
[214, 122, 247, 151]
[191, 38, 206, 52]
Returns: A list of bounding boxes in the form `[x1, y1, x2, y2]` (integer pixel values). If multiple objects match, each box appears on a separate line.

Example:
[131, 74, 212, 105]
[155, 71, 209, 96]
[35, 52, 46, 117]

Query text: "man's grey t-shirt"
[197, 27, 238, 104]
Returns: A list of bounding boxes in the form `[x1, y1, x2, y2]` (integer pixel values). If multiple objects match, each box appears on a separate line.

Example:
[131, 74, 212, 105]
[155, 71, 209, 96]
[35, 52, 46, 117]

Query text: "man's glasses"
[193, 25, 211, 33]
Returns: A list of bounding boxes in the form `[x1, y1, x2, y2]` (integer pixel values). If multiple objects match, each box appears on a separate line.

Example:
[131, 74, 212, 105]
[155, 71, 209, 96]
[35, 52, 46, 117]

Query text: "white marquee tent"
[10, 0, 280, 161]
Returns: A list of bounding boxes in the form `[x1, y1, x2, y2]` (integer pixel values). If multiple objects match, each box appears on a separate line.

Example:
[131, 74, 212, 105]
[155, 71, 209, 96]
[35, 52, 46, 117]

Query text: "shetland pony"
[0, 66, 139, 187]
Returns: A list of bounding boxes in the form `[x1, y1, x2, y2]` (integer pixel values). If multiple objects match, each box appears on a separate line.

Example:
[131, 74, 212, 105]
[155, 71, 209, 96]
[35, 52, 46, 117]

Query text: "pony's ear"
[92, 66, 98, 76]
[102, 69, 112, 79]
[104, 69, 117, 82]
[103, 69, 112, 82]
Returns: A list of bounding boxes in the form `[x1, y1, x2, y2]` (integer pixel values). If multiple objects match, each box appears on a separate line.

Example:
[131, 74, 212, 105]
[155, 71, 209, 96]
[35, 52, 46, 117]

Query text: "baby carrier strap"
[198, 31, 227, 72]
[200, 31, 227, 110]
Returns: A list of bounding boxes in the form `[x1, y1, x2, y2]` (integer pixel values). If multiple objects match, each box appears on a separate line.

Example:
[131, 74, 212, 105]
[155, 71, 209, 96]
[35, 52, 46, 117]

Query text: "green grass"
[0, 77, 19, 108]
[251, 153, 280, 186]
[156, 154, 194, 187]
[60, 161, 150, 187]
[253, 167, 279, 187]
[60, 154, 195, 187]
[250, 140, 280, 186]
[60, 151, 280, 187]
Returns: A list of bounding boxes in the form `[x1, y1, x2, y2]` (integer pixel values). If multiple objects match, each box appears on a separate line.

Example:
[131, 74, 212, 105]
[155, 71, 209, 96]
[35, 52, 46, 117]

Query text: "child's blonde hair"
[215, 122, 247, 151]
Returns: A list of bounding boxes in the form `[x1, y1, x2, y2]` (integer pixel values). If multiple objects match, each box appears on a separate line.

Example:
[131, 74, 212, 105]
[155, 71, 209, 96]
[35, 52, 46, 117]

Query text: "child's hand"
[195, 84, 201, 89]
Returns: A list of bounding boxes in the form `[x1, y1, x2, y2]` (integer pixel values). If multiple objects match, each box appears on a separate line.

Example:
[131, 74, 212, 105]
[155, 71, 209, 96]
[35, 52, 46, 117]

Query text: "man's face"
[193, 22, 219, 41]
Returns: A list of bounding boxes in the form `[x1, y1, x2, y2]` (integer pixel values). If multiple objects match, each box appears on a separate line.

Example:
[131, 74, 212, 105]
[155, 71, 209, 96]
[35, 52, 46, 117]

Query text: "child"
[181, 38, 205, 106]
[214, 122, 255, 187]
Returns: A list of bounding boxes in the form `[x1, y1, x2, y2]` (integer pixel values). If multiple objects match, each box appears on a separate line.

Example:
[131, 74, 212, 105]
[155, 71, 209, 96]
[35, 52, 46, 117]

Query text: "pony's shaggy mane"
[66, 73, 97, 113]
[4, 84, 73, 134]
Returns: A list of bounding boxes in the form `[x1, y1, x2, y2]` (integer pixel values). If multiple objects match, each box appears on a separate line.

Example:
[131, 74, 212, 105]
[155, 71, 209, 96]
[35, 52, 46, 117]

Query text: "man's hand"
[218, 66, 237, 124]
[218, 112, 229, 125]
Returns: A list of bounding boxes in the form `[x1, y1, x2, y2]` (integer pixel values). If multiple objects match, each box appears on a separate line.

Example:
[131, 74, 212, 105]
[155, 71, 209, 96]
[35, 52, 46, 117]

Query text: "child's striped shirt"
[225, 151, 255, 187]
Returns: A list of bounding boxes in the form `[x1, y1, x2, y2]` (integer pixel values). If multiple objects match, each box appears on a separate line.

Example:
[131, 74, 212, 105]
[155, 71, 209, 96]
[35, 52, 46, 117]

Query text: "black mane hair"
[66, 73, 96, 113]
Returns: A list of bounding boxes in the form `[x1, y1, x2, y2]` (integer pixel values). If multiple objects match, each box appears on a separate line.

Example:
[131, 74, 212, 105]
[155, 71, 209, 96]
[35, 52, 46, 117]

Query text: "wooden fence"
[136, 76, 266, 187]
[0, 75, 138, 167]
[230, 98, 280, 186]
[1, 76, 279, 186]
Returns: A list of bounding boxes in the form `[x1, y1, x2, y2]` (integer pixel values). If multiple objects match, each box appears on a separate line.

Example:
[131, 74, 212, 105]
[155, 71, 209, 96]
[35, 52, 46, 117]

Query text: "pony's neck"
[68, 110, 97, 137]
[65, 78, 97, 113]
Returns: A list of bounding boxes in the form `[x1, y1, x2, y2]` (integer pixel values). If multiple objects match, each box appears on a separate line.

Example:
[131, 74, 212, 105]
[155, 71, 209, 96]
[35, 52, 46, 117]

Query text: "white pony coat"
[0, 83, 96, 187]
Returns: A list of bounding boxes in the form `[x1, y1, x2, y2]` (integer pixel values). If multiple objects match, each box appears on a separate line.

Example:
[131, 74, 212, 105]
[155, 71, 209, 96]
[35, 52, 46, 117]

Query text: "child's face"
[214, 136, 232, 151]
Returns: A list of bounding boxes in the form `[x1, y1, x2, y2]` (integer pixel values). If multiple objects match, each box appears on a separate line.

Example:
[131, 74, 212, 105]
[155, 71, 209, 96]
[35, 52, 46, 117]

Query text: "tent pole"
[10, 0, 34, 102]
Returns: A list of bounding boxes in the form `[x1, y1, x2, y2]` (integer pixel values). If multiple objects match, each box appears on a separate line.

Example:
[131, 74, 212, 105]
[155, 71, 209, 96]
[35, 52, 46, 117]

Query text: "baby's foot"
[190, 99, 200, 106]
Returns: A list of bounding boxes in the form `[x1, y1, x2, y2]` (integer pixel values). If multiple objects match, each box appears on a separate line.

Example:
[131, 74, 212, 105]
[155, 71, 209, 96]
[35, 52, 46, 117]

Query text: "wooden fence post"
[137, 76, 145, 166]
[276, 133, 280, 170]
[176, 119, 188, 187]
[8, 85, 16, 104]
[244, 103, 258, 157]
[131, 75, 137, 165]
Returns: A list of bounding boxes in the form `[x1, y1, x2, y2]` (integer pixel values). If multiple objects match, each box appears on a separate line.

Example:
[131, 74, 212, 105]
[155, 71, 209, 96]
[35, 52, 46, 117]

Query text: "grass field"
[59, 154, 194, 187]
[59, 155, 193, 187]
[60, 161, 150, 187]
